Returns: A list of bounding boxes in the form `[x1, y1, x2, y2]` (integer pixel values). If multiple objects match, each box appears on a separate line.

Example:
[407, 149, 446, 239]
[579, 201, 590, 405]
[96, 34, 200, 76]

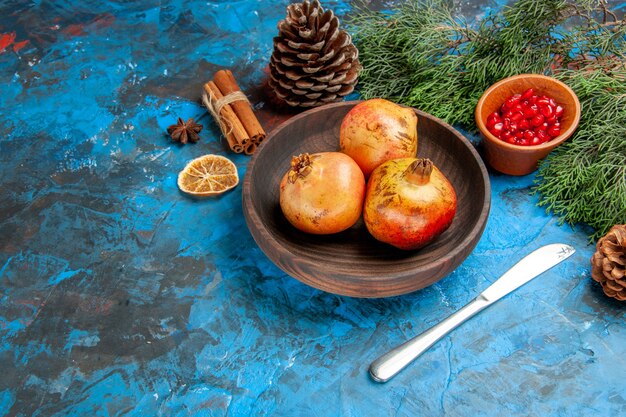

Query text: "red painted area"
[62, 23, 86, 36]
[92, 12, 115, 29]
[61, 13, 116, 37]
[0, 32, 30, 54]
[0, 31, 16, 52]
[12, 39, 29, 52]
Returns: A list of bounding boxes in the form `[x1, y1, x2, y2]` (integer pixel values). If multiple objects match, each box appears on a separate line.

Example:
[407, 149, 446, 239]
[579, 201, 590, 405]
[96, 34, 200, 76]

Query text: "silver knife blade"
[480, 243, 575, 302]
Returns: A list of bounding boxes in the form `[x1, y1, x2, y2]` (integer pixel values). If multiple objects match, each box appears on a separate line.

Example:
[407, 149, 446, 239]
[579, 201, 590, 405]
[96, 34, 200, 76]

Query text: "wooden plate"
[243, 101, 491, 298]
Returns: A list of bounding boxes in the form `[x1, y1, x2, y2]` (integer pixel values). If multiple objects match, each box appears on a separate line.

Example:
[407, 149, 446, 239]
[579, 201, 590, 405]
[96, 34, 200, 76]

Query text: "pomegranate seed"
[487, 112, 501, 126]
[540, 104, 554, 118]
[531, 136, 542, 145]
[489, 122, 504, 136]
[555, 105, 564, 118]
[545, 114, 557, 125]
[510, 111, 524, 122]
[548, 125, 561, 137]
[505, 95, 521, 108]
[530, 114, 545, 127]
[521, 88, 534, 100]
[523, 130, 534, 140]
[536, 98, 550, 107]
[518, 119, 530, 130]
[523, 104, 539, 117]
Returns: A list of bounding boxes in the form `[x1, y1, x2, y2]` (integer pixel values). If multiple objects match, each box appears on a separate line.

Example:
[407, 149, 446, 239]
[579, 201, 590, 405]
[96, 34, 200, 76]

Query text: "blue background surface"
[1, 0, 625, 416]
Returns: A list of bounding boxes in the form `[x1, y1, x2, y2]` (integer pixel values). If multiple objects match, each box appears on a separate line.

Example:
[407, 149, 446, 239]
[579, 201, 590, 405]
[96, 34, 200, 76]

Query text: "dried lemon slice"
[177, 154, 239, 196]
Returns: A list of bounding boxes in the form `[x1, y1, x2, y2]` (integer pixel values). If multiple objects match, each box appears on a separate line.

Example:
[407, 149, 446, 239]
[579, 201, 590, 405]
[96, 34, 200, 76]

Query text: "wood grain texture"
[243, 101, 491, 298]
[475, 74, 581, 176]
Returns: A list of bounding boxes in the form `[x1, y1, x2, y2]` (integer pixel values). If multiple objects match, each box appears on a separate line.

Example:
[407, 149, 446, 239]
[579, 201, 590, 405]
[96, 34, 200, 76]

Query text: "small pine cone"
[268, 0, 361, 108]
[591, 224, 626, 301]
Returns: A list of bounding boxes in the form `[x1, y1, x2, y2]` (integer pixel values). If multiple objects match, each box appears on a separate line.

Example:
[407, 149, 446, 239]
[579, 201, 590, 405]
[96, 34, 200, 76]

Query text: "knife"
[369, 243, 576, 383]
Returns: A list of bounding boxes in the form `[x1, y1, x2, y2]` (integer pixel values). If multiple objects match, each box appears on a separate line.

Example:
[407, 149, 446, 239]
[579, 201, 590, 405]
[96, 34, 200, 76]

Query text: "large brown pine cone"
[591, 224, 626, 301]
[268, 0, 361, 108]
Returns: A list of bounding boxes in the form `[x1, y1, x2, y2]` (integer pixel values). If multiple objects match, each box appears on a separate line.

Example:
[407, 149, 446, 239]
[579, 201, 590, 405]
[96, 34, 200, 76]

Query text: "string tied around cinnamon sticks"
[201, 90, 249, 147]
[202, 70, 266, 155]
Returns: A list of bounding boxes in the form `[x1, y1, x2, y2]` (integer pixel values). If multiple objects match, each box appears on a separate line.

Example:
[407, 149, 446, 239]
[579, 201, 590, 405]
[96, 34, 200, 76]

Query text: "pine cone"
[591, 224, 626, 301]
[268, 0, 361, 108]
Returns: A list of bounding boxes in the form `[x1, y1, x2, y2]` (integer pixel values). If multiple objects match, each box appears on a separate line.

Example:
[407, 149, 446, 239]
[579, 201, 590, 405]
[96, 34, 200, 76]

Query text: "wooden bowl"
[475, 74, 581, 176]
[243, 101, 491, 298]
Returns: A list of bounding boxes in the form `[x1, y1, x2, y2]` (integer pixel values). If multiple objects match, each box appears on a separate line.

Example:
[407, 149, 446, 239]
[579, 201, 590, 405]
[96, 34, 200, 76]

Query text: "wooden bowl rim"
[243, 100, 491, 297]
[475, 73, 581, 152]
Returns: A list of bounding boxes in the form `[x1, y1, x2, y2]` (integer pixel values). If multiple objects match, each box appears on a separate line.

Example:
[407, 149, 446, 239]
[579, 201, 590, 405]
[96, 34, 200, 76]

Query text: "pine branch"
[349, 0, 626, 240]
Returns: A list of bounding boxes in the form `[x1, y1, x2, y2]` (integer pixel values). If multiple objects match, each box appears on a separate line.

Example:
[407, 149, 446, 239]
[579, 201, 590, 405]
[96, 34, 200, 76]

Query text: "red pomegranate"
[364, 158, 457, 250]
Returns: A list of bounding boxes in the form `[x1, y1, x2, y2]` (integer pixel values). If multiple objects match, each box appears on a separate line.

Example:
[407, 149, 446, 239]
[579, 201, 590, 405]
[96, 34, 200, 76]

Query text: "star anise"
[167, 117, 203, 144]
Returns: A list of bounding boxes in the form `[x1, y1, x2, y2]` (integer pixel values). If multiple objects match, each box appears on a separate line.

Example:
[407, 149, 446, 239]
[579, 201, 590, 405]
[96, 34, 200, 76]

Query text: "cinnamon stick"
[202, 81, 247, 153]
[244, 142, 257, 156]
[213, 70, 266, 144]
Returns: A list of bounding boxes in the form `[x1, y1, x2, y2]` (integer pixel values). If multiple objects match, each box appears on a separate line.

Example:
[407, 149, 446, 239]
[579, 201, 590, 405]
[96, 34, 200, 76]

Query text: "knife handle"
[369, 295, 491, 383]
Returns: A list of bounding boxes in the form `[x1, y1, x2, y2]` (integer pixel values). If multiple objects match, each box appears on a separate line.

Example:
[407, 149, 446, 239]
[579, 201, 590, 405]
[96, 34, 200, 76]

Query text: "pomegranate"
[339, 98, 418, 178]
[363, 158, 457, 250]
[486, 88, 564, 146]
[279, 152, 365, 234]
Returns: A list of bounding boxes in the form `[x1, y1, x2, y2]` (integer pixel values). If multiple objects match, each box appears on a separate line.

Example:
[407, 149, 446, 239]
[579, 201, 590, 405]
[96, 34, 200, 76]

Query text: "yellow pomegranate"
[279, 152, 365, 235]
